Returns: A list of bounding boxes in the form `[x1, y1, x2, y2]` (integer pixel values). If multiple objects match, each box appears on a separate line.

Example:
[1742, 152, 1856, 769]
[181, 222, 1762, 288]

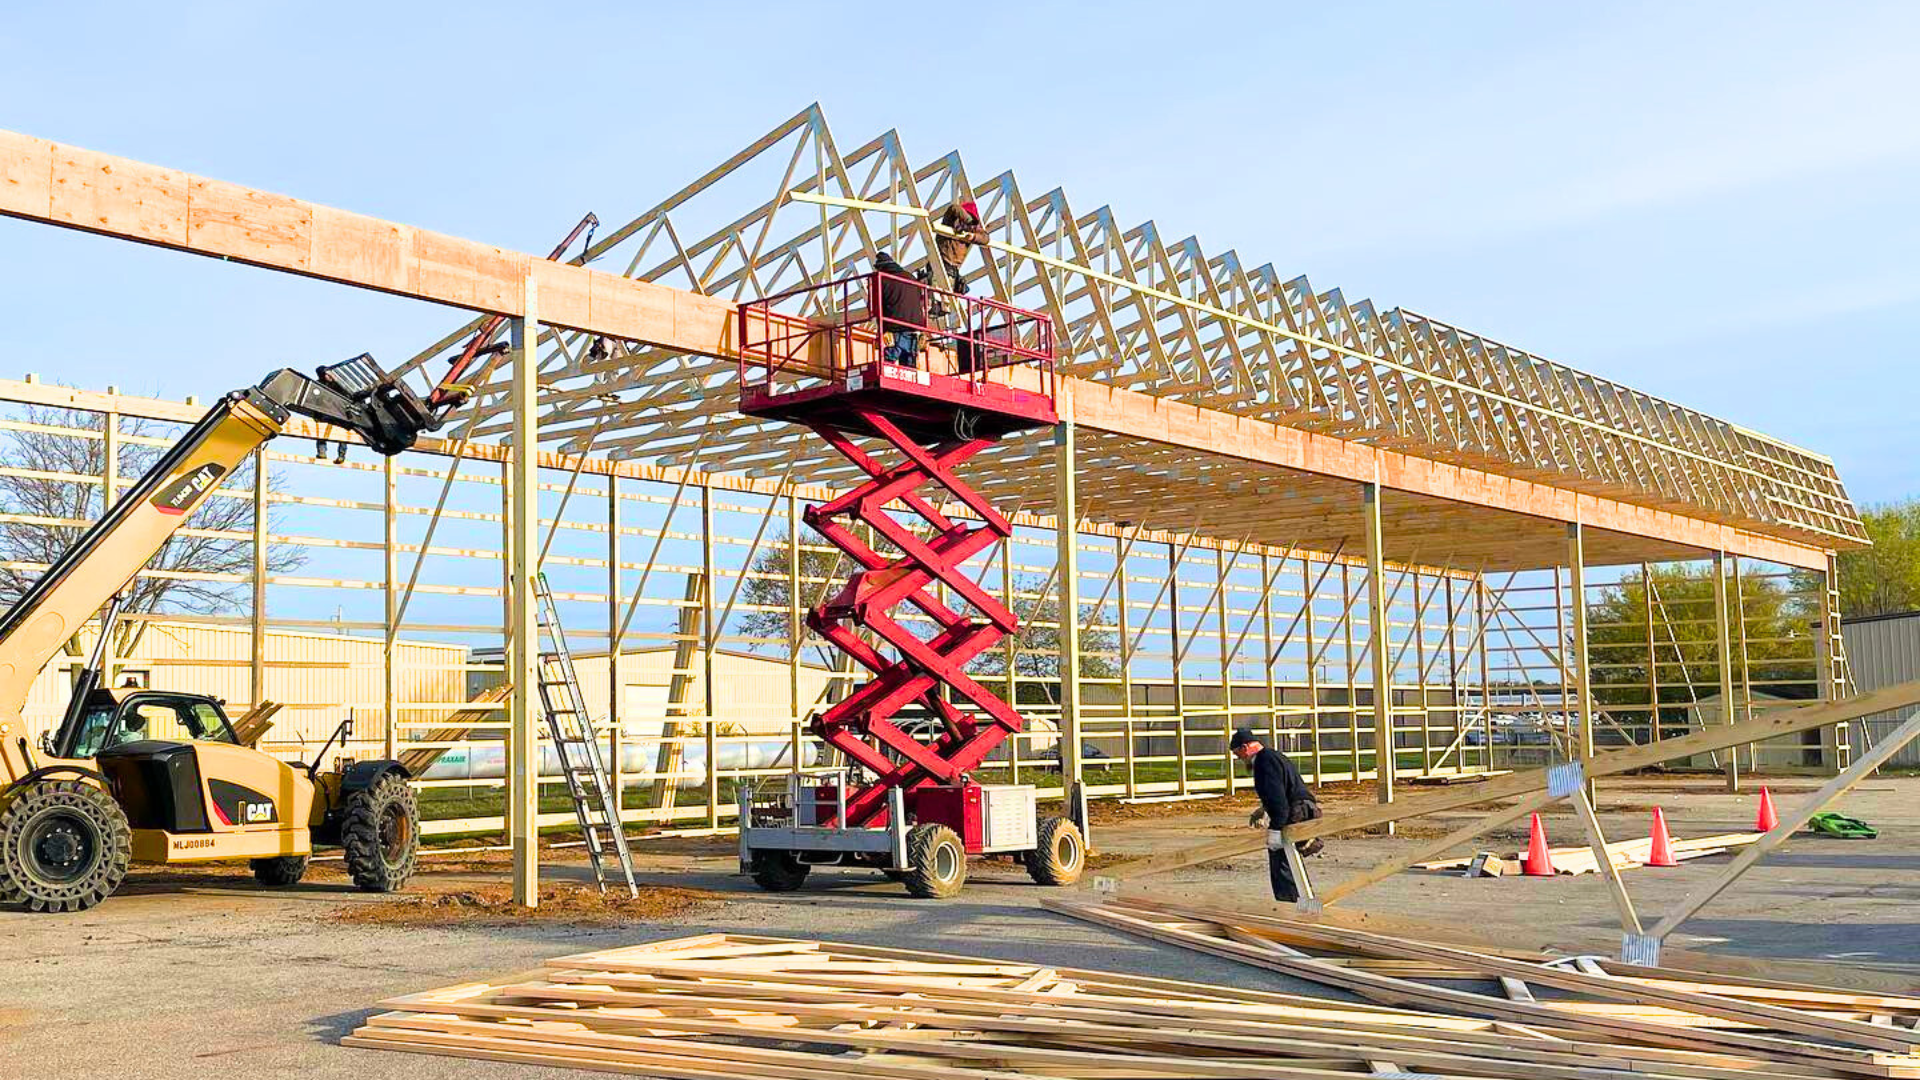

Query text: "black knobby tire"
[250, 854, 310, 887]
[1024, 816, 1084, 887]
[902, 823, 966, 899]
[749, 850, 810, 892]
[0, 780, 131, 913]
[341, 773, 418, 893]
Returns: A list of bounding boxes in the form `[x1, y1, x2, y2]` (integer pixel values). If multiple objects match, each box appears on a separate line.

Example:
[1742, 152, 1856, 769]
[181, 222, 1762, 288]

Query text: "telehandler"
[0, 355, 445, 911]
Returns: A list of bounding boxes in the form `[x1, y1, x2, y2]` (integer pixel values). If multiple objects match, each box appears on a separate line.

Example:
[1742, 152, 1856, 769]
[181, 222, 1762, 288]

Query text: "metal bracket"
[1620, 932, 1662, 967]
[1546, 761, 1585, 799]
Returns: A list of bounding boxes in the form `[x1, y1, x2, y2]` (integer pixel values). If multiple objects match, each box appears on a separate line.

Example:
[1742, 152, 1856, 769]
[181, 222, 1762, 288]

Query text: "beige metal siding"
[24, 620, 465, 756]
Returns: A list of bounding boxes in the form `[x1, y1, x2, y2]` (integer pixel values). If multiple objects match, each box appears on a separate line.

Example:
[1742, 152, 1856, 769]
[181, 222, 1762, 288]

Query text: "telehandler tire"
[342, 773, 418, 892]
[250, 854, 310, 887]
[0, 779, 131, 912]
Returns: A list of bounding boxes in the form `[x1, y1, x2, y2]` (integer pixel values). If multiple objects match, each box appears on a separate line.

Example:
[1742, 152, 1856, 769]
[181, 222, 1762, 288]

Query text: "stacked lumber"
[395, 685, 511, 775]
[1425, 831, 1764, 876]
[1048, 896, 1920, 1077]
[228, 701, 283, 747]
[345, 932, 1881, 1080]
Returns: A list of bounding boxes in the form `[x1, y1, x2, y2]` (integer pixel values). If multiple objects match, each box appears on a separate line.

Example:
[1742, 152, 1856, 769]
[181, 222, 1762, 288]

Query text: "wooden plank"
[1107, 898, 1919, 1053]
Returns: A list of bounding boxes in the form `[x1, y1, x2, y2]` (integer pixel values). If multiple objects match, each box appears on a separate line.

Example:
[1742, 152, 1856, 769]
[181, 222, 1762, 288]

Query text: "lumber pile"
[395, 685, 511, 775]
[1048, 896, 1920, 1077]
[347, 931, 1920, 1080]
[1425, 831, 1764, 876]
[228, 701, 283, 747]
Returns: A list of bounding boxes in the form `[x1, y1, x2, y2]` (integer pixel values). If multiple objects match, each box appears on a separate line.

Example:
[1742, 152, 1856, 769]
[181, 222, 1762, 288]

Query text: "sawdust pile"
[334, 883, 713, 927]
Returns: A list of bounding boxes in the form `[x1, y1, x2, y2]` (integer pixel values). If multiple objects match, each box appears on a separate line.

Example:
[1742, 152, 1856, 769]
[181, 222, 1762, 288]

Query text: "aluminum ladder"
[534, 573, 637, 896]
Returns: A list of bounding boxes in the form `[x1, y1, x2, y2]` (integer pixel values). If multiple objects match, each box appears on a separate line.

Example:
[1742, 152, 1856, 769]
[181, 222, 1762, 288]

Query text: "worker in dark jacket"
[872, 251, 926, 367]
[935, 198, 988, 295]
[1230, 728, 1322, 902]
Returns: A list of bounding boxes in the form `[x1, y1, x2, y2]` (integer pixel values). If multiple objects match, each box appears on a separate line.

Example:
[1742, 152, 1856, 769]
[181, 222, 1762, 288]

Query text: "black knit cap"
[1229, 728, 1258, 751]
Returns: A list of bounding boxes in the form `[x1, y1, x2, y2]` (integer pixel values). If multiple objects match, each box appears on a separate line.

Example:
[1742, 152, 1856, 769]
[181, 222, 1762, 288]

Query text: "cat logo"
[243, 801, 275, 824]
[151, 463, 227, 516]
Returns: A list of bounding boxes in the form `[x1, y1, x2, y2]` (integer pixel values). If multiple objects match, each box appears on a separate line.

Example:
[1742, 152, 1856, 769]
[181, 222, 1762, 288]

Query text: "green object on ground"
[1808, 811, 1877, 839]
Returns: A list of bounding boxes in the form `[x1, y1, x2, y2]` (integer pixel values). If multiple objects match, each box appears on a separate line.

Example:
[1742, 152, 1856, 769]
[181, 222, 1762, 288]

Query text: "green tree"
[1832, 499, 1920, 618]
[1584, 565, 1813, 721]
[734, 539, 1115, 705]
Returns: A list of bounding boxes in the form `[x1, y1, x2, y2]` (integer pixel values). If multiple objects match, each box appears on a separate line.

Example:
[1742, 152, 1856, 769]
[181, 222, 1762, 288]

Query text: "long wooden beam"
[0, 128, 1835, 569]
[1099, 678, 1920, 881]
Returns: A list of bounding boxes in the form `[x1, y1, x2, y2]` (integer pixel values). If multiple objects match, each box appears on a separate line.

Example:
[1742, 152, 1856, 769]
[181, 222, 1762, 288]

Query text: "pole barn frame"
[0, 114, 1871, 909]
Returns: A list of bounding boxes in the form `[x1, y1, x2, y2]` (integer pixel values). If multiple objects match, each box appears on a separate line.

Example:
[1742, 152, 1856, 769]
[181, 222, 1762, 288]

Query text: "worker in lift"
[1230, 728, 1324, 903]
[873, 251, 927, 367]
[935, 198, 989, 295]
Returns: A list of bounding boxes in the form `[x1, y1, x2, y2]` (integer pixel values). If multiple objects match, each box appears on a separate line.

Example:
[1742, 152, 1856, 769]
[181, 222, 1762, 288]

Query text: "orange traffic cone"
[1647, 808, 1678, 867]
[1755, 786, 1779, 832]
[1523, 812, 1557, 876]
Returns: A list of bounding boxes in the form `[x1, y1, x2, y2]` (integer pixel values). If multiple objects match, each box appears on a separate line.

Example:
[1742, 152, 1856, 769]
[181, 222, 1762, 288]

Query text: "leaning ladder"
[533, 573, 638, 896]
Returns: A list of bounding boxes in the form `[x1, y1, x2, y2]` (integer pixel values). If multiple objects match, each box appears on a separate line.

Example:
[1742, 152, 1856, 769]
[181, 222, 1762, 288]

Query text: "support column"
[1568, 523, 1595, 803]
[1054, 421, 1084, 784]
[382, 455, 398, 760]
[787, 491, 803, 777]
[249, 445, 267, 712]
[507, 278, 541, 907]
[701, 485, 719, 828]
[1712, 551, 1739, 793]
[1815, 553, 1847, 773]
[97, 394, 121, 691]
[606, 475, 624, 816]
[1362, 482, 1393, 832]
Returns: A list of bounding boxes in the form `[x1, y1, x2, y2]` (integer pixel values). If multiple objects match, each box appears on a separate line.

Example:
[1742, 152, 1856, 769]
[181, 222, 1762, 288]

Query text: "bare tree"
[0, 403, 305, 657]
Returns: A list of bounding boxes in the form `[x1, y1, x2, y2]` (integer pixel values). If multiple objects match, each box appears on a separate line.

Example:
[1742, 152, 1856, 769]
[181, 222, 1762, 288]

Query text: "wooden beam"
[0, 128, 1837, 573]
[1649, 706, 1920, 941]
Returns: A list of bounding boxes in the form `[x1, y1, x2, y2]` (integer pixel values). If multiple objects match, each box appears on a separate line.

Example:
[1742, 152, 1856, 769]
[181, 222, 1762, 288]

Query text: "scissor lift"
[732, 271, 1087, 898]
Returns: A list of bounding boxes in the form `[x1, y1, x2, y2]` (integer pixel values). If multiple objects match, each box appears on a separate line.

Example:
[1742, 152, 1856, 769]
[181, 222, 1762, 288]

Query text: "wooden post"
[1363, 483, 1393, 832]
[606, 475, 623, 817]
[249, 445, 267, 714]
[1713, 551, 1739, 792]
[1643, 562, 1660, 744]
[1260, 551, 1279, 754]
[382, 454, 398, 760]
[1302, 555, 1322, 781]
[98, 394, 121, 689]
[1169, 541, 1188, 794]
[1342, 562, 1358, 782]
[1476, 576, 1492, 772]
[1054, 421, 1083, 784]
[787, 491, 803, 777]
[701, 484, 720, 829]
[1568, 523, 1595, 803]
[1115, 531, 1135, 797]
[1216, 547, 1234, 790]
[507, 278, 541, 907]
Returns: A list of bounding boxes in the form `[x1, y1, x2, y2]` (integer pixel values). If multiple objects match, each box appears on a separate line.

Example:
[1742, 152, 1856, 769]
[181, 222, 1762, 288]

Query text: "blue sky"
[1, 1, 1915, 505]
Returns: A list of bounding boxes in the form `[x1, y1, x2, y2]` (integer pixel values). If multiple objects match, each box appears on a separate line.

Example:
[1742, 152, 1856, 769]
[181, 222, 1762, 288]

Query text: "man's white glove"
[1248, 807, 1269, 828]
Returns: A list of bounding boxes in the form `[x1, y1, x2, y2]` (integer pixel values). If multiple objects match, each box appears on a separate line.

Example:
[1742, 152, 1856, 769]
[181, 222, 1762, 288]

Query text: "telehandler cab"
[0, 355, 443, 911]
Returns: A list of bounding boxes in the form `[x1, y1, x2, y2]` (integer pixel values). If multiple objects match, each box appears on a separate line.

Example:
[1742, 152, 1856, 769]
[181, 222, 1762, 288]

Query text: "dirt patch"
[331, 882, 714, 927]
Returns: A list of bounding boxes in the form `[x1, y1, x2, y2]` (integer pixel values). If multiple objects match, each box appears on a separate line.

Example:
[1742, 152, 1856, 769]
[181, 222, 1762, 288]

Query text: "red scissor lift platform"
[732, 272, 1087, 898]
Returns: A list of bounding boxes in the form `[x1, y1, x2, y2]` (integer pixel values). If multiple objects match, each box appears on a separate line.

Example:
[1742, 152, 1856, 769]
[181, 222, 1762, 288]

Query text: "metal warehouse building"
[1844, 610, 1920, 769]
